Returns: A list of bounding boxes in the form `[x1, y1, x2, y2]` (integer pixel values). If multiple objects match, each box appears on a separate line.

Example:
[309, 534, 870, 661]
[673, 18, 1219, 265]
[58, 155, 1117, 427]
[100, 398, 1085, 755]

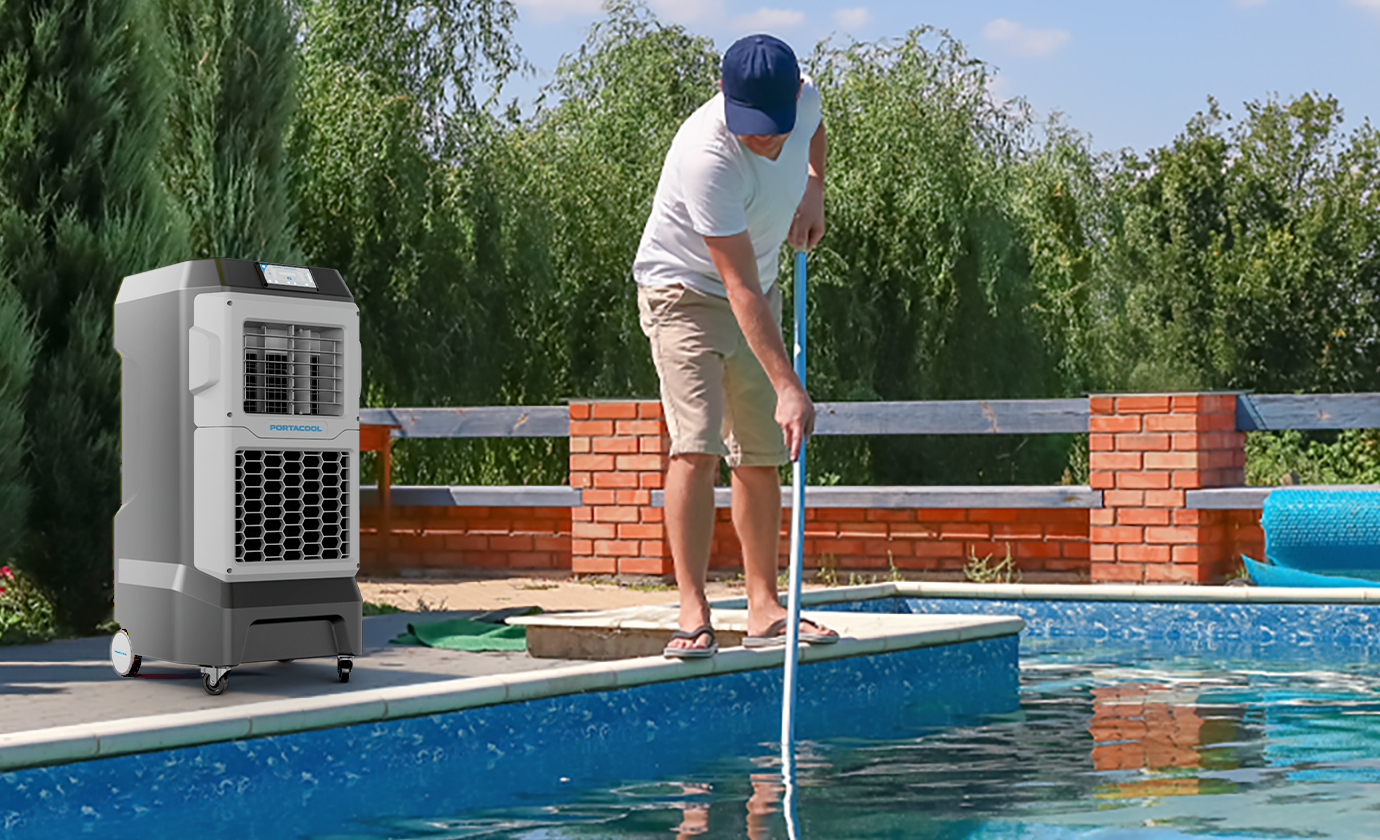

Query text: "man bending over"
[633, 34, 837, 657]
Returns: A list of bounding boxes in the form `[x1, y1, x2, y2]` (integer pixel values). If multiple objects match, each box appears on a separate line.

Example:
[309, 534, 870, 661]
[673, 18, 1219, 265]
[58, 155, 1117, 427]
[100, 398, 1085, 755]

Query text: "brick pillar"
[1088, 393, 1246, 584]
[568, 399, 674, 576]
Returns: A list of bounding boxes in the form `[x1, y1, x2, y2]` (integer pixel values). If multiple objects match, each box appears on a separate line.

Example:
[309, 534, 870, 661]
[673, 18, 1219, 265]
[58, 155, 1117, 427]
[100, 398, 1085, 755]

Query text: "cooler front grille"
[235, 449, 351, 563]
[243, 321, 344, 416]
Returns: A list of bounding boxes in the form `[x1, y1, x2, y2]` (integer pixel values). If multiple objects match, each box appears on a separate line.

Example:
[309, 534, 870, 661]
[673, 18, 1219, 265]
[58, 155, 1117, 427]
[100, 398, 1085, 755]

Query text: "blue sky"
[506, 0, 1380, 154]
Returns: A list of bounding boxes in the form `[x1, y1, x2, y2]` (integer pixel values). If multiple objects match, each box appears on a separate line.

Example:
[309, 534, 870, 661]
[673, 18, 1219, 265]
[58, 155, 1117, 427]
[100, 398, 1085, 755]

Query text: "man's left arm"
[787, 122, 826, 251]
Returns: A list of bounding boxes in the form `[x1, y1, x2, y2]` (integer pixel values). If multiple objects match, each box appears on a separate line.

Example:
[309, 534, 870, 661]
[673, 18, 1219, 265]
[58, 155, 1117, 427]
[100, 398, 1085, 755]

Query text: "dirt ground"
[357, 575, 780, 614]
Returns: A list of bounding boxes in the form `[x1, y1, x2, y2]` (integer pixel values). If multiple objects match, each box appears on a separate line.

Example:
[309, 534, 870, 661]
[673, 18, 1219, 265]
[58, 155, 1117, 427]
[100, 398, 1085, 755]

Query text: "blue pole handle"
[793, 251, 807, 386]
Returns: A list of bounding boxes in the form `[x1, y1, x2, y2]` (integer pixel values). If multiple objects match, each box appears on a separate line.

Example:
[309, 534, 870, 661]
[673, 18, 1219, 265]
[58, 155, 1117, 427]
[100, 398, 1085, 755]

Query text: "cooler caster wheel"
[337, 657, 353, 683]
[110, 629, 142, 677]
[201, 668, 230, 696]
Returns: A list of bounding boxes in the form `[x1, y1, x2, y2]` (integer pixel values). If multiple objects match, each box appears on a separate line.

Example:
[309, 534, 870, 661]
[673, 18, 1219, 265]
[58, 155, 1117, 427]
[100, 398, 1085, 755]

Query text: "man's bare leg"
[732, 465, 831, 638]
[665, 453, 718, 652]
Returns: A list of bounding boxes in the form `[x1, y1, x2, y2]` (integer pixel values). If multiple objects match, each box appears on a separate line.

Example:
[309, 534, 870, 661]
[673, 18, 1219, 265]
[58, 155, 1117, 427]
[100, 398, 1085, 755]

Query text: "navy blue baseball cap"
[721, 34, 800, 136]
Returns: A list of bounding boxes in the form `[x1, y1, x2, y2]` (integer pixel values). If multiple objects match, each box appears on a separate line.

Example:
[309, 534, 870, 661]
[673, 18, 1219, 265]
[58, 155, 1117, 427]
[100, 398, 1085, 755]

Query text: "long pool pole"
[781, 249, 808, 778]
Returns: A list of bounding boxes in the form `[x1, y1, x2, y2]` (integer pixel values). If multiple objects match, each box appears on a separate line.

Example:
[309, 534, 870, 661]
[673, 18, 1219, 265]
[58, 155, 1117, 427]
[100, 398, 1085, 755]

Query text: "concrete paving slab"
[511, 606, 843, 659]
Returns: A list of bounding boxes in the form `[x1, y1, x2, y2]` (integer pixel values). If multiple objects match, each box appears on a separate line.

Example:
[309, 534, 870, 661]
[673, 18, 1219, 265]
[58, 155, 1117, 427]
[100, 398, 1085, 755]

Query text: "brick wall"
[1089, 393, 1247, 583]
[358, 500, 1260, 582]
[708, 507, 1090, 582]
[357, 502, 1094, 580]
[567, 400, 673, 576]
[360, 505, 571, 575]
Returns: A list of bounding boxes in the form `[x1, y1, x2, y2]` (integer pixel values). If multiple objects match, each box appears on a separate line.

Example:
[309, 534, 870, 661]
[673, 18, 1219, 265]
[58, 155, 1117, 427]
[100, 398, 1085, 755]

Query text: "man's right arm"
[703, 231, 815, 460]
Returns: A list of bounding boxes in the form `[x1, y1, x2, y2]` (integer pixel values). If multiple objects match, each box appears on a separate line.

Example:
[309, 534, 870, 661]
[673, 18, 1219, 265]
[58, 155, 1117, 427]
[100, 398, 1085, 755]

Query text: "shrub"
[0, 565, 57, 645]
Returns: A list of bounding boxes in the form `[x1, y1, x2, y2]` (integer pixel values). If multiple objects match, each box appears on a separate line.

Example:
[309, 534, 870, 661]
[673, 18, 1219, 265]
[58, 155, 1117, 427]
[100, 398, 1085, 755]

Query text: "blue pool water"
[6, 598, 1380, 839]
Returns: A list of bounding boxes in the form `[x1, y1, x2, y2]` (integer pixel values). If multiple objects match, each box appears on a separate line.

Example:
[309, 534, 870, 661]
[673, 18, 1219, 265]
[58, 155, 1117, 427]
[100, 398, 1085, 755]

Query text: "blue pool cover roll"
[1242, 555, 1378, 588]
[1263, 488, 1380, 581]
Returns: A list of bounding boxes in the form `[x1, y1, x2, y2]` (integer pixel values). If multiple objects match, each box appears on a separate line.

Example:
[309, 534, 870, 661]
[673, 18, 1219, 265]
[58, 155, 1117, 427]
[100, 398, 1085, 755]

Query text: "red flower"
[0, 566, 10, 578]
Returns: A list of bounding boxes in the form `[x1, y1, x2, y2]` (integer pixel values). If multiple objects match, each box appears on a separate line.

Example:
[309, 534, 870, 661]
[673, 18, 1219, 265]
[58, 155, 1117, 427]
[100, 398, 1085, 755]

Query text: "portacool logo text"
[269, 424, 324, 432]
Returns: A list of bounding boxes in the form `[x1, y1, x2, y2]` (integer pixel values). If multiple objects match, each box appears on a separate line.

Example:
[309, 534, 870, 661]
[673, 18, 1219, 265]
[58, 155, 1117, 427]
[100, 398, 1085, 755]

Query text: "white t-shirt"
[633, 77, 822, 297]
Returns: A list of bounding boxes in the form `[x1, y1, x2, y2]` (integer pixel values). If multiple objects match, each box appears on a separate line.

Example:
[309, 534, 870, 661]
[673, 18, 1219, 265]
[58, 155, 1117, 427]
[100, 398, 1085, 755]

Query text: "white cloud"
[514, 0, 602, 24]
[733, 7, 807, 31]
[982, 18, 1071, 57]
[834, 7, 871, 30]
[1350, 0, 1380, 10]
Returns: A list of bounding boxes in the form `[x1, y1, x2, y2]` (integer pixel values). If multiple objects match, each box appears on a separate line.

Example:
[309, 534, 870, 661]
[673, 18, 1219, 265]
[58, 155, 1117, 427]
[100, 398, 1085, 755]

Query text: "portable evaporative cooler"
[111, 259, 363, 695]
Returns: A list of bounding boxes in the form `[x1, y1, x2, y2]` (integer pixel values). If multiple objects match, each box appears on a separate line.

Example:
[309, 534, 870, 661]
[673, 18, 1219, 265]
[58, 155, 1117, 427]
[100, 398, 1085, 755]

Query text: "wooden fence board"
[651, 485, 1102, 509]
[362, 395, 1380, 439]
[361, 485, 583, 507]
[1184, 488, 1273, 510]
[814, 399, 1088, 435]
[360, 406, 570, 438]
[1236, 394, 1380, 431]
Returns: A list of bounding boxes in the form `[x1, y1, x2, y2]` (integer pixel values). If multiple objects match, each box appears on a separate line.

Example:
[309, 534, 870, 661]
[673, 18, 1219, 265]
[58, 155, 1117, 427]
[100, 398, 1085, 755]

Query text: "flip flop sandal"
[663, 624, 718, 659]
[743, 617, 789, 649]
[743, 617, 841, 648]
[799, 616, 839, 645]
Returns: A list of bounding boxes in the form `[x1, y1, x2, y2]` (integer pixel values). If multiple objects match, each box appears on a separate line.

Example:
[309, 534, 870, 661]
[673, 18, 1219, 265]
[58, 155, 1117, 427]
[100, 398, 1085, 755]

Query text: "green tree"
[1097, 94, 1380, 394]
[525, 0, 719, 399]
[290, 0, 557, 484]
[804, 30, 1080, 484]
[290, 0, 524, 401]
[151, 0, 302, 261]
[0, 279, 35, 559]
[0, 0, 173, 631]
[1009, 124, 1107, 392]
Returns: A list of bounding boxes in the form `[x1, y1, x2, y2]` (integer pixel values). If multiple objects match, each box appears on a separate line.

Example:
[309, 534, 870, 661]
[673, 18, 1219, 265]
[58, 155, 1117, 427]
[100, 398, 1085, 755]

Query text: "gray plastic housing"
[113, 259, 363, 668]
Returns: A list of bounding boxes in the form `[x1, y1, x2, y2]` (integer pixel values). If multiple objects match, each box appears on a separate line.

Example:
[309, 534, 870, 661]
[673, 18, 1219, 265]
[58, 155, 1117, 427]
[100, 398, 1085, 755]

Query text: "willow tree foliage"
[288, 0, 564, 484]
[0, 0, 172, 631]
[290, 0, 524, 399]
[800, 30, 1088, 485]
[524, 1, 719, 400]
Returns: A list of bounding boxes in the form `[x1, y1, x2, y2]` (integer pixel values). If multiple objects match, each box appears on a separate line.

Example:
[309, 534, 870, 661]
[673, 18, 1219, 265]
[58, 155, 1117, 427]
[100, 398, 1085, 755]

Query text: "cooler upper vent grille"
[235, 449, 351, 563]
[243, 321, 344, 416]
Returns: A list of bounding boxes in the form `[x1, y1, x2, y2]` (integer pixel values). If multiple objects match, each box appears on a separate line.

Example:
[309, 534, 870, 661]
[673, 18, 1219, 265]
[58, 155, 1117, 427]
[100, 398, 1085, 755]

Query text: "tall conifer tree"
[152, 0, 302, 262]
[0, 280, 35, 560]
[0, 0, 172, 631]
[0, 17, 36, 559]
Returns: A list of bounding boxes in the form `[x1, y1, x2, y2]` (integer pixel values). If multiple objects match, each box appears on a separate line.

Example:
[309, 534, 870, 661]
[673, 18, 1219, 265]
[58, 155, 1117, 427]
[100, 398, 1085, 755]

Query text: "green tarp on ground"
[389, 609, 539, 652]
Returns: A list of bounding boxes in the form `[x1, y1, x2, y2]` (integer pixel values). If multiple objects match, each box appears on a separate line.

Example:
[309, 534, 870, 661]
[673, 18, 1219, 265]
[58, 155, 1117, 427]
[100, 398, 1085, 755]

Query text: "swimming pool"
[5, 596, 1380, 839]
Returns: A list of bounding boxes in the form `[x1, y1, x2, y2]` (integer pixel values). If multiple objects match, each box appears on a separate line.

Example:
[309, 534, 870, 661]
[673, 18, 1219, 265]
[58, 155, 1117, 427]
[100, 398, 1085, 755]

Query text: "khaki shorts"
[638, 283, 790, 468]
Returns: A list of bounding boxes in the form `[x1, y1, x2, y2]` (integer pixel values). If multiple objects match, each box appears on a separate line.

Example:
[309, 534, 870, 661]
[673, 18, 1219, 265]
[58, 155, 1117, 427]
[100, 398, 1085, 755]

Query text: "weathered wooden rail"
[361, 393, 1380, 438]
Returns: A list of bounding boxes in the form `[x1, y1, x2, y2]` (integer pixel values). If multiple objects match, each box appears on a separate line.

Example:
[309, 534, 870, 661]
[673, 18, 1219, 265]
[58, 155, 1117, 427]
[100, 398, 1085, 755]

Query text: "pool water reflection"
[409, 640, 1380, 839]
